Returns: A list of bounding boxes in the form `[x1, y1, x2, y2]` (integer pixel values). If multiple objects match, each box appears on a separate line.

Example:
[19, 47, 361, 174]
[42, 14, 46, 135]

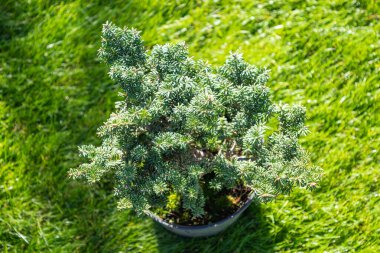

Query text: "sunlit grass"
[1, 0, 379, 252]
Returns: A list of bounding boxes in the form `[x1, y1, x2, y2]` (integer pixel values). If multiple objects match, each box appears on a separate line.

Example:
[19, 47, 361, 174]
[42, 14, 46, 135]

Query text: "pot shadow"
[153, 203, 286, 253]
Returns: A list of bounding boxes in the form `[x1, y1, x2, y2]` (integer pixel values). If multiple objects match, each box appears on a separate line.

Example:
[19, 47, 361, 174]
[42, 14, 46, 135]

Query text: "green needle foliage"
[69, 22, 322, 219]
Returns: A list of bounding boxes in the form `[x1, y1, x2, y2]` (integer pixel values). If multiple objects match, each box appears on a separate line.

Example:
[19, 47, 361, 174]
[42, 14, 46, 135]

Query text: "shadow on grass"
[153, 204, 282, 253]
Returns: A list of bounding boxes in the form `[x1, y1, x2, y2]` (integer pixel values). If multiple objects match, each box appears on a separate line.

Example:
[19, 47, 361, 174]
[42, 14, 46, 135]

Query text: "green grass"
[1, 0, 379, 252]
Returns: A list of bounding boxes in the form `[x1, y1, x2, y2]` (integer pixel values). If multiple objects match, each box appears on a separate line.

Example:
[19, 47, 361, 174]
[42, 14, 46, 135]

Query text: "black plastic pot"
[145, 194, 254, 237]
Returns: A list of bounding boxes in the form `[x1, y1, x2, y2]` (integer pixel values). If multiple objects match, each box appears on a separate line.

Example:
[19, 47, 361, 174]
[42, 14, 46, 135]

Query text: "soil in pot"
[153, 185, 252, 226]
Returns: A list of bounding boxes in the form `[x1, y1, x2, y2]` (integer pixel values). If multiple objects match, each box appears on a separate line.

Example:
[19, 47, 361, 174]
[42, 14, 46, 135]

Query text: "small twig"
[230, 140, 237, 153]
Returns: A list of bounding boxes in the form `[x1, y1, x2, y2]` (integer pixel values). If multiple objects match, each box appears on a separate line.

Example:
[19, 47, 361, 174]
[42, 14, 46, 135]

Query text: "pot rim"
[145, 193, 255, 230]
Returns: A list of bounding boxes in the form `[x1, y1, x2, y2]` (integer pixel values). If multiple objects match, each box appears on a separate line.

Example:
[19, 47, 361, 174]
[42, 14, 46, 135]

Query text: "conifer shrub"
[69, 22, 322, 222]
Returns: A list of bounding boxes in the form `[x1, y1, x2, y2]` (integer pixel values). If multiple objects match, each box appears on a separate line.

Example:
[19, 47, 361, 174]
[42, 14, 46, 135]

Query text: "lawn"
[1, 0, 379, 252]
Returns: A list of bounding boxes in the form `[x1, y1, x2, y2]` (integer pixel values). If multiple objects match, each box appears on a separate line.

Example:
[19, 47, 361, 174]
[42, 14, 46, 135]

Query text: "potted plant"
[69, 22, 322, 237]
